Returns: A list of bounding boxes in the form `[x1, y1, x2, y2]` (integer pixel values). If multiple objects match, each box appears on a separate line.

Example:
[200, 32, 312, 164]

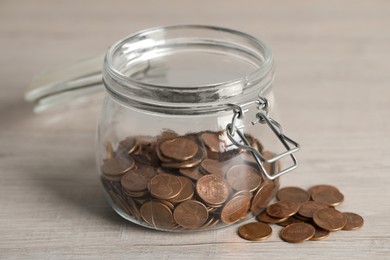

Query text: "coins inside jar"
[100, 130, 281, 231]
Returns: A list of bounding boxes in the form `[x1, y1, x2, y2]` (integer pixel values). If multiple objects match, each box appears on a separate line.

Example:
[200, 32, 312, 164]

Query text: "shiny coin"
[280, 222, 315, 243]
[148, 173, 182, 200]
[173, 200, 209, 229]
[105, 142, 114, 159]
[313, 208, 346, 231]
[310, 226, 330, 241]
[238, 222, 272, 241]
[160, 138, 198, 161]
[251, 181, 276, 214]
[201, 132, 223, 152]
[311, 186, 344, 207]
[121, 166, 156, 192]
[342, 212, 364, 230]
[221, 191, 252, 224]
[226, 164, 262, 192]
[140, 201, 174, 229]
[196, 174, 230, 206]
[298, 201, 329, 219]
[257, 211, 289, 224]
[277, 186, 310, 203]
[266, 200, 301, 219]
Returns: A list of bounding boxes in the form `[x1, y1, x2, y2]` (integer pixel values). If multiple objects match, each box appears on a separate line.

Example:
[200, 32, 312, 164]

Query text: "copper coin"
[200, 158, 225, 175]
[196, 174, 229, 206]
[310, 227, 330, 241]
[311, 186, 344, 207]
[118, 136, 137, 155]
[308, 184, 340, 196]
[280, 223, 315, 243]
[342, 212, 364, 230]
[173, 200, 209, 229]
[276, 216, 304, 227]
[257, 211, 289, 224]
[101, 157, 135, 177]
[238, 222, 272, 241]
[298, 201, 329, 218]
[201, 132, 223, 152]
[251, 181, 276, 214]
[313, 208, 347, 231]
[169, 176, 195, 204]
[121, 166, 156, 192]
[160, 138, 198, 161]
[221, 191, 252, 224]
[266, 200, 300, 219]
[105, 142, 114, 159]
[148, 173, 182, 200]
[140, 201, 174, 229]
[277, 186, 310, 203]
[179, 167, 204, 181]
[226, 164, 262, 192]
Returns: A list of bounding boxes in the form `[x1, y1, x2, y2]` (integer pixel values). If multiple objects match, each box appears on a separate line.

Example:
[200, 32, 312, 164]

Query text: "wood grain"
[1, 0, 389, 259]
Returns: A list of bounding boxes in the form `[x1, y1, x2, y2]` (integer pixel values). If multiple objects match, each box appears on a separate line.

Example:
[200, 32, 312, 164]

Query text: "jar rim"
[103, 25, 275, 114]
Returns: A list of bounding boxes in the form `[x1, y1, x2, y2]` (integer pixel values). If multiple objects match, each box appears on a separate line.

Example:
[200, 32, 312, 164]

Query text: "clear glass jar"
[97, 25, 299, 231]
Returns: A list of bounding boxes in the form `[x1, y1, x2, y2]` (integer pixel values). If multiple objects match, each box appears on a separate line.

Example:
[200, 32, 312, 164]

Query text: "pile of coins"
[100, 130, 280, 231]
[238, 185, 364, 243]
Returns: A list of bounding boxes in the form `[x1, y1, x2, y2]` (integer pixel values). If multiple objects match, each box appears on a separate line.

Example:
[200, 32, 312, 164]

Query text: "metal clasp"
[226, 97, 300, 180]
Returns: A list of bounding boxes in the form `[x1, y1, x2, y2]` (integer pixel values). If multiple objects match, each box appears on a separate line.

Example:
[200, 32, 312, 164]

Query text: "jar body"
[97, 25, 283, 231]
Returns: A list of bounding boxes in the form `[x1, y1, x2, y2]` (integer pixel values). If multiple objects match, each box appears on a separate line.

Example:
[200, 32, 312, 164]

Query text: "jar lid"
[25, 25, 274, 114]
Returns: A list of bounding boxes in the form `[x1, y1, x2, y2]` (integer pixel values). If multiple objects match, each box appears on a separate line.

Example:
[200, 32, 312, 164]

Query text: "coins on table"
[100, 130, 281, 231]
[280, 222, 315, 243]
[238, 184, 364, 243]
[238, 222, 272, 241]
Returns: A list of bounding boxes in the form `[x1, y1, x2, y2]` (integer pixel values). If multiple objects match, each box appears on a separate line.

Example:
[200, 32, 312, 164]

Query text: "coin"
[121, 166, 156, 192]
[266, 200, 300, 219]
[160, 137, 198, 161]
[101, 157, 135, 179]
[342, 212, 364, 230]
[311, 186, 344, 207]
[298, 201, 329, 219]
[310, 226, 330, 241]
[169, 176, 195, 204]
[196, 174, 229, 206]
[276, 216, 304, 227]
[277, 186, 310, 203]
[201, 132, 223, 152]
[179, 167, 204, 181]
[226, 164, 262, 192]
[313, 208, 346, 231]
[221, 191, 252, 224]
[173, 200, 209, 229]
[140, 201, 174, 229]
[280, 222, 315, 243]
[238, 222, 272, 241]
[148, 173, 182, 200]
[257, 211, 289, 224]
[308, 184, 340, 196]
[251, 181, 276, 214]
[200, 158, 225, 175]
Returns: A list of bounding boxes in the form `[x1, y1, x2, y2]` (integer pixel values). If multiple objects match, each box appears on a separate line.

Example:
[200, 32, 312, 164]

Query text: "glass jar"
[97, 25, 299, 231]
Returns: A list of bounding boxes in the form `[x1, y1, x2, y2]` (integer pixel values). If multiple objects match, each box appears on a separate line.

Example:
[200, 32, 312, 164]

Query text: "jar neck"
[103, 25, 275, 115]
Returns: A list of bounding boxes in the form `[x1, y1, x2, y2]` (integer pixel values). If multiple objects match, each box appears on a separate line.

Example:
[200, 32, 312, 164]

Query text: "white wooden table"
[1, 1, 389, 259]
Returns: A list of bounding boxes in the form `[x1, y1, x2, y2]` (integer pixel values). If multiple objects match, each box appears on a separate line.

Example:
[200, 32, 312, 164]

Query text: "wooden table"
[1, 1, 389, 259]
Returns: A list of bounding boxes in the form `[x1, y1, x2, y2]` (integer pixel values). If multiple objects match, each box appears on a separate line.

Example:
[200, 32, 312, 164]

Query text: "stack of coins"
[238, 185, 364, 242]
[100, 130, 280, 231]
